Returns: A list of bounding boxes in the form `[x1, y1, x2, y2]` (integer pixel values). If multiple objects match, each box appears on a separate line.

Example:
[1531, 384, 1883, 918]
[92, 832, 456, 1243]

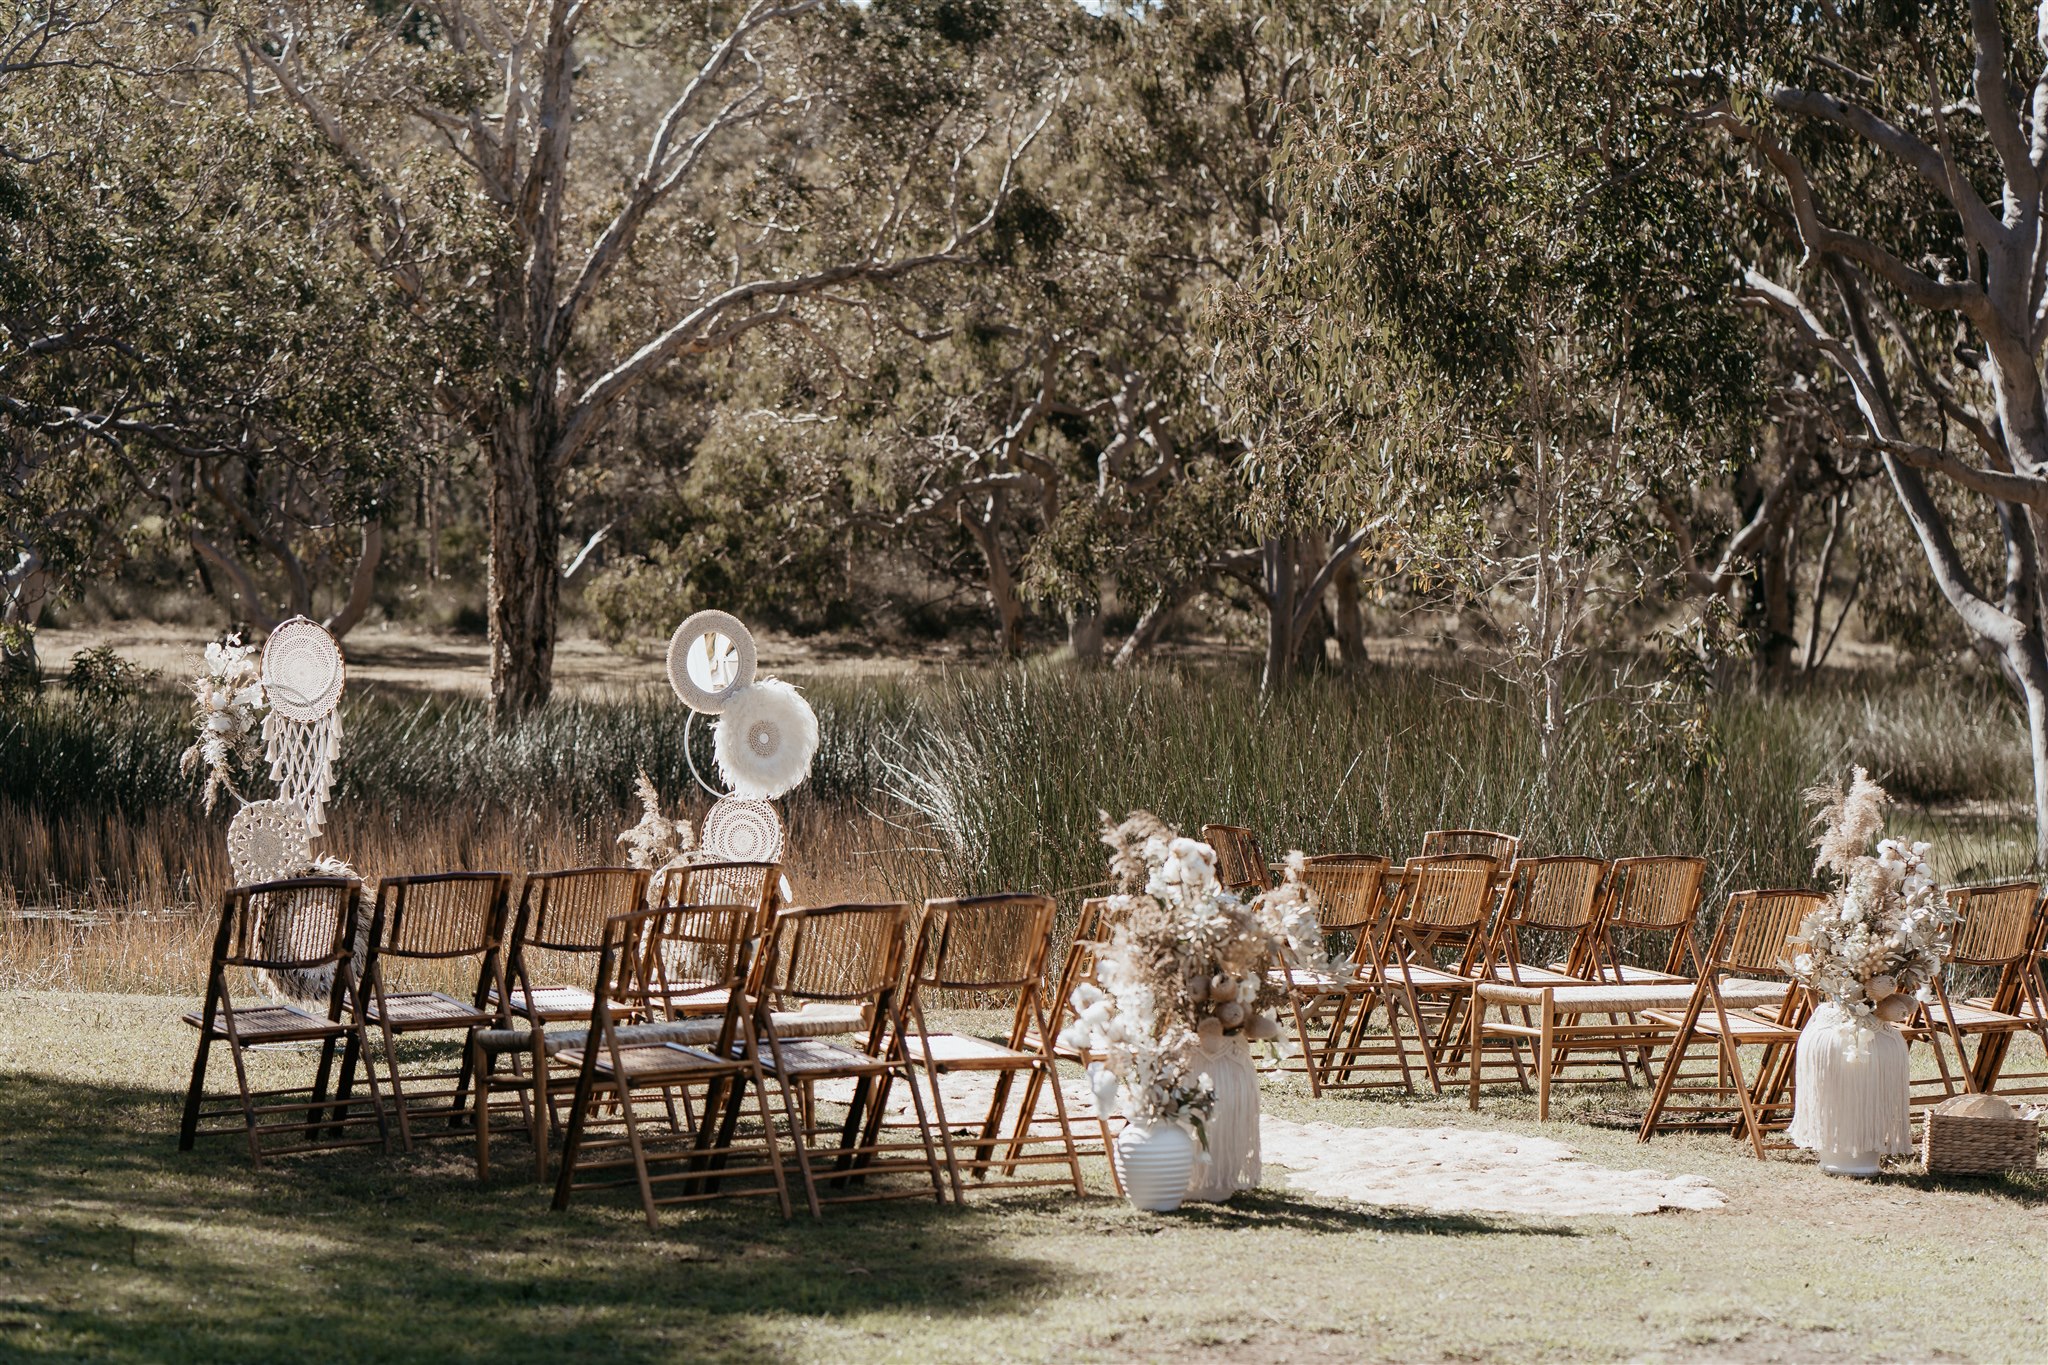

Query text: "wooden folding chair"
[179, 877, 387, 1166]
[479, 866, 650, 1179]
[905, 894, 1088, 1200]
[1458, 857, 1611, 1089]
[1963, 885, 2048, 1096]
[336, 871, 513, 1155]
[1270, 855, 1391, 1096]
[1911, 881, 2045, 1100]
[1030, 896, 1132, 1188]
[1202, 824, 1273, 893]
[551, 903, 791, 1228]
[751, 902, 950, 1215]
[1637, 889, 1823, 1158]
[1316, 854, 1499, 1093]
[1567, 855, 1707, 983]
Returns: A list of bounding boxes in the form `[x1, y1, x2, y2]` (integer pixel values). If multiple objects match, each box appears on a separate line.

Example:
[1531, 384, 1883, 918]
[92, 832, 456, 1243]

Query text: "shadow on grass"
[1165, 1187, 1582, 1238]
[0, 1072, 1065, 1364]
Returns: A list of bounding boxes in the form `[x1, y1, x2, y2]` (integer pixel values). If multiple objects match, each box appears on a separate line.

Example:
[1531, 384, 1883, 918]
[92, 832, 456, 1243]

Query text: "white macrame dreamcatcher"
[666, 610, 817, 864]
[260, 616, 345, 837]
[226, 799, 312, 886]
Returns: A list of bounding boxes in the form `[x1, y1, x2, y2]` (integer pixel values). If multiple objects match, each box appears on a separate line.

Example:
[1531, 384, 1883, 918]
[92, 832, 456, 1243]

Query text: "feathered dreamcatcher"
[259, 616, 346, 837]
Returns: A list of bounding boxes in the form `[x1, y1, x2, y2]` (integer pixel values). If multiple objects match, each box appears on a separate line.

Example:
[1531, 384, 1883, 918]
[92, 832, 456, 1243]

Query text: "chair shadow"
[1166, 1186, 1583, 1237]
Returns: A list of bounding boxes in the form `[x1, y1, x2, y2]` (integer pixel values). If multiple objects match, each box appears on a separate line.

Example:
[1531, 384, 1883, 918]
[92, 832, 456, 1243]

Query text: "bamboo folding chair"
[905, 894, 1088, 1200]
[1459, 857, 1610, 1087]
[1963, 885, 2048, 1095]
[750, 902, 950, 1215]
[1910, 881, 2046, 1100]
[1269, 855, 1391, 1096]
[1202, 824, 1273, 893]
[479, 866, 651, 1179]
[1636, 889, 1823, 1158]
[179, 877, 388, 1166]
[551, 903, 791, 1228]
[1030, 896, 1131, 1189]
[1316, 854, 1499, 1093]
[336, 871, 513, 1154]
[1566, 855, 1707, 983]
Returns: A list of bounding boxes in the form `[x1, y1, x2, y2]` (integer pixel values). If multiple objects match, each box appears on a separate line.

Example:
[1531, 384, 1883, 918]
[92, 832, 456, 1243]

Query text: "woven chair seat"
[1548, 961, 1689, 985]
[1487, 965, 1591, 986]
[1641, 1005, 1797, 1040]
[1917, 1001, 2031, 1032]
[557, 1040, 734, 1081]
[656, 987, 735, 1014]
[1478, 979, 1785, 1014]
[915, 1032, 1036, 1069]
[1965, 996, 2046, 1021]
[1266, 967, 1357, 992]
[182, 1002, 339, 1041]
[367, 991, 493, 1029]
[759, 1038, 890, 1077]
[1379, 962, 1478, 990]
[487, 985, 595, 1020]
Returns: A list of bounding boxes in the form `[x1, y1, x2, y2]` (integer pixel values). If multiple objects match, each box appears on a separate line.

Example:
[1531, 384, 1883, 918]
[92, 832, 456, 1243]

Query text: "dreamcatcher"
[260, 616, 345, 836]
[666, 609, 818, 862]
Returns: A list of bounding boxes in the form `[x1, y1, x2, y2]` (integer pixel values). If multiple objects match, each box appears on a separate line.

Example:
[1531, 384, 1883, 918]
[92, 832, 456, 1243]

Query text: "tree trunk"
[2025, 661, 2048, 868]
[1800, 492, 1846, 672]
[1291, 536, 1331, 672]
[1067, 603, 1104, 667]
[488, 408, 562, 719]
[1333, 554, 1366, 669]
[1114, 583, 1189, 669]
[1260, 535, 1295, 693]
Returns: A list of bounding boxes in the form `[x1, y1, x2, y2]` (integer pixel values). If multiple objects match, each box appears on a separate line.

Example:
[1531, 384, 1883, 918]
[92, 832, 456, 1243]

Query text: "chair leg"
[474, 1038, 493, 1182]
[222, 1033, 263, 1168]
[179, 1032, 213, 1152]
[1536, 996, 1554, 1122]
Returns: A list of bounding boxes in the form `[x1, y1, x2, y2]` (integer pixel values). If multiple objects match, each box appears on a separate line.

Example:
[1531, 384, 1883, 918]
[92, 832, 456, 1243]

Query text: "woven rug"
[1261, 1118, 1724, 1216]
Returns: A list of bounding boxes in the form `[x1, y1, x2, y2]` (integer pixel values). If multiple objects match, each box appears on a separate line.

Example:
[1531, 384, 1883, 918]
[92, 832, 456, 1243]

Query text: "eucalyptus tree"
[1668, 0, 2048, 857]
[1216, 3, 1758, 724]
[229, 0, 1057, 716]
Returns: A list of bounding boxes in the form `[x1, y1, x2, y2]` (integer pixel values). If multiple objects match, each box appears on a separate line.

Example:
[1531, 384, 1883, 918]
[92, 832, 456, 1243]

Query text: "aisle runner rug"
[814, 1071, 1724, 1216]
[1262, 1119, 1724, 1216]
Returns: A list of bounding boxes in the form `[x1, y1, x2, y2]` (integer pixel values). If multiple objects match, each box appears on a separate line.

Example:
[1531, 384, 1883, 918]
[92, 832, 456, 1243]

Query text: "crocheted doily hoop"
[700, 797, 784, 863]
[261, 617, 344, 721]
[228, 800, 313, 886]
[667, 610, 756, 714]
[713, 678, 818, 800]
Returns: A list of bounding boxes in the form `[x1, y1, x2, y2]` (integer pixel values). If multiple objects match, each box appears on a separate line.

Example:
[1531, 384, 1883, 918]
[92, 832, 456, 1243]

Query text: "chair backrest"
[1202, 824, 1272, 892]
[1297, 855, 1391, 936]
[628, 901, 761, 1020]
[1391, 854, 1499, 934]
[1711, 889, 1826, 977]
[651, 860, 781, 924]
[217, 876, 362, 974]
[1419, 829, 1520, 865]
[362, 870, 514, 1003]
[1583, 855, 1708, 977]
[1048, 896, 1122, 1029]
[1489, 856, 1607, 974]
[760, 901, 913, 1008]
[512, 866, 650, 953]
[915, 894, 1058, 993]
[1944, 881, 2042, 968]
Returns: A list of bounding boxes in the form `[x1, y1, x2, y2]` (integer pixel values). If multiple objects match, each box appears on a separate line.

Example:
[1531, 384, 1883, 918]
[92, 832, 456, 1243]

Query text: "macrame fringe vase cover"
[1788, 1002, 1913, 1176]
[1184, 1033, 1262, 1200]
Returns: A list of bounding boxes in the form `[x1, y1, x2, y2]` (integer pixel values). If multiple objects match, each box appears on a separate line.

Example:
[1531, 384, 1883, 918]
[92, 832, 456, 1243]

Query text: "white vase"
[1115, 1122, 1196, 1212]
[1184, 1033, 1261, 1202]
[1788, 1000, 1913, 1176]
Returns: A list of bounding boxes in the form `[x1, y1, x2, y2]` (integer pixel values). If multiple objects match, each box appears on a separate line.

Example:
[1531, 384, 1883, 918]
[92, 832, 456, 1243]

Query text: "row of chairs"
[1195, 823, 2048, 1158]
[179, 865, 1101, 1226]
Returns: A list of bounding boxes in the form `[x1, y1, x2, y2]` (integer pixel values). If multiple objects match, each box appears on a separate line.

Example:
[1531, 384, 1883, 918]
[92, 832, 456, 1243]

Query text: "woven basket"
[1921, 1110, 2039, 1175]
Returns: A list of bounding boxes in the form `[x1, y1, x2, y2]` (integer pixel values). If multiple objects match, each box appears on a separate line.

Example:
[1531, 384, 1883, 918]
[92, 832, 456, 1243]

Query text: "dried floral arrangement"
[178, 635, 266, 811]
[1791, 767, 1957, 1027]
[617, 769, 697, 872]
[1061, 811, 1325, 1133]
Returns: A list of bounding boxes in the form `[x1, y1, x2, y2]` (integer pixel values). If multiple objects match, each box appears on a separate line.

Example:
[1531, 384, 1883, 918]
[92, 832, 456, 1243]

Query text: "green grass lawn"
[3, 992, 2045, 1363]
